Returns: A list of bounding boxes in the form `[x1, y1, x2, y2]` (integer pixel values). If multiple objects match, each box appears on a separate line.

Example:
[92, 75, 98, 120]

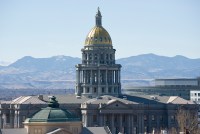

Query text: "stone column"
[114, 70, 116, 84]
[112, 70, 114, 84]
[0, 112, 3, 129]
[115, 70, 117, 83]
[99, 114, 103, 126]
[105, 69, 108, 93]
[86, 114, 90, 127]
[118, 70, 120, 84]
[118, 70, 121, 94]
[14, 111, 18, 128]
[128, 114, 131, 134]
[111, 114, 114, 133]
[148, 114, 151, 133]
[83, 70, 85, 83]
[18, 112, 22, 128]
[83, 87, 86, 94]
[88, 70, 90, 84]
[103, 114, 106, 126]
[130, 114, 134, 134]
[85, 70, 88, 84]
[98, 70, 100, 84]
[119, 114, 122, 133]
[167, 115, 171, 128]
[105, 69, 108, 84]
[87, 53, 90, 64]
[80, 70, 82, 83]
[138, 114, 144, 134]
[98, 69, 101, 95]
[10, 110, 14, 128]
[157, 115, 160, 132]
[84, 114, 88, 127]
[90, 70, 93, 85]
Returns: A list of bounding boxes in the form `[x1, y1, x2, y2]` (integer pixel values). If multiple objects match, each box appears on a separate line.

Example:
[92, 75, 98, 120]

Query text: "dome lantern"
[96, 7, 102, 26]
[85, 8, 112, 46]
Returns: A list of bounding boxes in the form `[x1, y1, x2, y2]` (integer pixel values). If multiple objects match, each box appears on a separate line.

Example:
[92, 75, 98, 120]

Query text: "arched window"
[108, 37, 111, 42]
[100, 53, 104, 60]
[104, 37, 107, 42]
[89, 54, 92, 60]
[106, 54, 109, 60]
[95, 37, 97, 42]
[94, 54, 97, 60]
[100, 37, 102, 42]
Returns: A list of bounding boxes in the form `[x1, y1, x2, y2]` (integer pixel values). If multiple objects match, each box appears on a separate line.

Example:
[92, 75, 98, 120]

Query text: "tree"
[176, 106, 199, 134]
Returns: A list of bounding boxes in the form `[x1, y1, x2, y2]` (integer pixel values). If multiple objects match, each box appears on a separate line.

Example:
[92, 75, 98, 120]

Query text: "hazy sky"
[0, 0, 200, 62]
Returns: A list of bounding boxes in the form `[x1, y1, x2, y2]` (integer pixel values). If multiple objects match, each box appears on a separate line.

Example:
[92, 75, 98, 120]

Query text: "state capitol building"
[0, 9, 197, 134]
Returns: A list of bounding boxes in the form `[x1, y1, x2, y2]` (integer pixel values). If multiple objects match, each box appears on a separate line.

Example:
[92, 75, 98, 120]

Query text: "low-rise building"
[124, 78, 200, 100]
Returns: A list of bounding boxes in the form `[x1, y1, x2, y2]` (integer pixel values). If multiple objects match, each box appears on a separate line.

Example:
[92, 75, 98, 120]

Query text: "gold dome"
[84, 8, 112, 46]
[85, 26, 112, 45]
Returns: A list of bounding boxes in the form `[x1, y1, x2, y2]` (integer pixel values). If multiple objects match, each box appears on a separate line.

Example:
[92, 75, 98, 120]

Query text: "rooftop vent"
[107, 97, 112, 100]
[38, 95, 43, 100]
[150, 96, 157, 100]
[76, 96, 81, 99]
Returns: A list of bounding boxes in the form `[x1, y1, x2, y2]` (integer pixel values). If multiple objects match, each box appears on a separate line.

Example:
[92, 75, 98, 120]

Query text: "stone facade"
[0, 9, 199, 134]
[0, 95, 197, 134]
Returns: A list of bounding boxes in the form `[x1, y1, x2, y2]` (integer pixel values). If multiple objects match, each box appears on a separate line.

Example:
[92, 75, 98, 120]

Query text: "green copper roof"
[25, 96, 80, 123]
[26, 107, 80, 122]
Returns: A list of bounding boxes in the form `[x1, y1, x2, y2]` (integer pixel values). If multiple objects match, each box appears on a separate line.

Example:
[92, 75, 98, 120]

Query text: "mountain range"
[0, 54, 200, 89]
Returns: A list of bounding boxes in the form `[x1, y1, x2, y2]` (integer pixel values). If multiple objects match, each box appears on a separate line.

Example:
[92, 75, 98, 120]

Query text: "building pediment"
[100, 99, 131, 110]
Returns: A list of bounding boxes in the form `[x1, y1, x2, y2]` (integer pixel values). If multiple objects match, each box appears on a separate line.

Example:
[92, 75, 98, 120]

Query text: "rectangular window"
[105, 115, 110, 125]
[133, 115, 137, 122]
[144, 126, 147, 133]
[171, 115, 175, 122]
[144, 115, 147, 121]
[160, 115, 163, 121]
[152, 115, 155, 121]
[114, 115, 118, 122]
[114, 88, 117, 93]
[93, 88, 96, 93]
[123, 115, 126, 122]
[102, 88, 105, 93]
[34, 128, 42, 134]
[86, 88, 89, 93]
[6, 114, 10, 123]
[198, 93, 200, 96]
[23, 116, 26, 121]
[108, 88, 112, 93]
[93, 115, 97, 122]
[133, 127, 137, 134]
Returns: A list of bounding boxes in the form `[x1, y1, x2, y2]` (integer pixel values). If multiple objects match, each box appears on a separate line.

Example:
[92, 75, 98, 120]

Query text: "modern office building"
[124, 78, 200, 100]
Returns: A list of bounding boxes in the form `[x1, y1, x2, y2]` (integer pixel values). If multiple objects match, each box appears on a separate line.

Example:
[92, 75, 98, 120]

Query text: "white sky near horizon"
[0, 0, 200, 63]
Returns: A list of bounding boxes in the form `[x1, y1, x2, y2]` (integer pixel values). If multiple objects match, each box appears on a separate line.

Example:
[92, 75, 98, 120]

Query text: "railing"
[104, 126, 112, 134]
